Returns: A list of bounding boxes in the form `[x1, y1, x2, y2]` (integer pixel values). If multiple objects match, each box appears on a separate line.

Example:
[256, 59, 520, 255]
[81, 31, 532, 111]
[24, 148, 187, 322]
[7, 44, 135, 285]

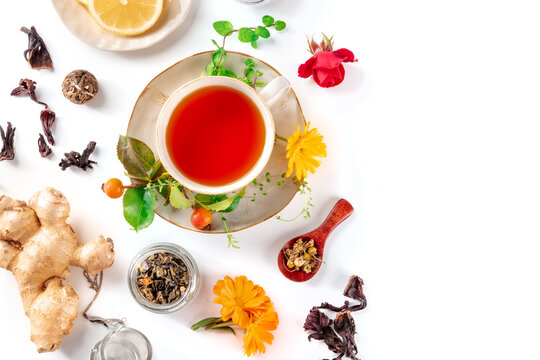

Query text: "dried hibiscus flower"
[298, 34, 357, 88]
[10, 78, 48, 107]
[38, 134, 52, 158]
[21, 26, 53, 70]
[40, 108, 56, 145]
[59, 141, 97, 171]
[0, 123, 16, 161]
[304, 275, 366, 360]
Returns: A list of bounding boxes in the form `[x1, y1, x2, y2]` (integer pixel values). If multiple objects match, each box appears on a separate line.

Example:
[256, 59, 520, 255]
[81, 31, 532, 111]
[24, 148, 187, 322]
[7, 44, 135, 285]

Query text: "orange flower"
[213, 276, 270, 329]
[243, 307, 279, 356]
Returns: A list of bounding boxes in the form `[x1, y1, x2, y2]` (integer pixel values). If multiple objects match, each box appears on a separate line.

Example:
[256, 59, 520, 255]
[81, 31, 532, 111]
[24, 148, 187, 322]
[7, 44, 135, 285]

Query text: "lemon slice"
[77, 0, 88, 6]
[87, 0, 163, 36]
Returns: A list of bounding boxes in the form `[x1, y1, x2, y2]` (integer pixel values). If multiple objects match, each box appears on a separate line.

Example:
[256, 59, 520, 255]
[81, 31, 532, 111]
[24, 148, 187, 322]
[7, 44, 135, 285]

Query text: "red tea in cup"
[166, 85, 266, 186]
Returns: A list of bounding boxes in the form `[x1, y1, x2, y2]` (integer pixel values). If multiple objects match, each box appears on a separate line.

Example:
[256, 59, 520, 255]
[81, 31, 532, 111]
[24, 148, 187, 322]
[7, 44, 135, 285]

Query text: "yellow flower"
[213, 276, 270, 329]
[285, 122, 327, 180]
[243, 306, 279, 356]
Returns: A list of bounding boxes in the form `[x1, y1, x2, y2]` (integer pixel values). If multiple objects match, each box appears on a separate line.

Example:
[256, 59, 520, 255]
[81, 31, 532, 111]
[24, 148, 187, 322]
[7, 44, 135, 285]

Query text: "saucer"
[51, 0, 193, 51]
[127, 51, 306, 233]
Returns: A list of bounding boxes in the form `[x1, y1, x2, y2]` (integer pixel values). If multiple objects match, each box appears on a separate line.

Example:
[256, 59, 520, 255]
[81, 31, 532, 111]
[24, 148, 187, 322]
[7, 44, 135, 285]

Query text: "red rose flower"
[298, 35, 357, 88]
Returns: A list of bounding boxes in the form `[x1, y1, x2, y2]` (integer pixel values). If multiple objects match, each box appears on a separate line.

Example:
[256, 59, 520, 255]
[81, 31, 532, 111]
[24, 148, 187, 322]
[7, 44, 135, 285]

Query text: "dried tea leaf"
[0, 123, 16, 161]
[21, 26, 53, 70]
[38, 134, 51, 158]
[40, 108, 56, 145]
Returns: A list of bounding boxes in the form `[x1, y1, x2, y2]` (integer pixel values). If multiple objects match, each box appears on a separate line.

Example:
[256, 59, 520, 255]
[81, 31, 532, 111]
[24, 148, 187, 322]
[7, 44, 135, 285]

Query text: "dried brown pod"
[38, 134, 52, 158]
[62, 70, 99, 105]
[21, 26, 53, 70]
[0, 123, 16, 161]
[59, 141, 97, 171]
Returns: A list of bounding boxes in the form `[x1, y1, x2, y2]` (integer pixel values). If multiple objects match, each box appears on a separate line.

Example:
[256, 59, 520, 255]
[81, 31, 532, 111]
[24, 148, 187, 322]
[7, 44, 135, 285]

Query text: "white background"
[1, 0, 540, 359]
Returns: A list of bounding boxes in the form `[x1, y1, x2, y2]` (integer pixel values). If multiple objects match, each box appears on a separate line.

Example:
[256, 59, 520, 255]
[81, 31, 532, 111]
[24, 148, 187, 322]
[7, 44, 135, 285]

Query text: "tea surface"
[166, 85, 266, 186]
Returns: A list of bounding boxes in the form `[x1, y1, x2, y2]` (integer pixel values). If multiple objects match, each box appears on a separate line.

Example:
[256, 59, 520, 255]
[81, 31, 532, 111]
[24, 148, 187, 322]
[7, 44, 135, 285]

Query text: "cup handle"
[258, 76, 291, 109]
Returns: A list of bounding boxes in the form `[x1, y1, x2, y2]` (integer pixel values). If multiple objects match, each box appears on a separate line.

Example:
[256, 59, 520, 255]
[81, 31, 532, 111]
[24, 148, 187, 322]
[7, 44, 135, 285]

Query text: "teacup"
[156, 75, 290, 195]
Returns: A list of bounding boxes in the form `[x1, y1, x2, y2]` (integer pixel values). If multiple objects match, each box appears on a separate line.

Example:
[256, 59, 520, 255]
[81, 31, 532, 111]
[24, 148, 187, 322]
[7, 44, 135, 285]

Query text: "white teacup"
[156, 75, 290, 195]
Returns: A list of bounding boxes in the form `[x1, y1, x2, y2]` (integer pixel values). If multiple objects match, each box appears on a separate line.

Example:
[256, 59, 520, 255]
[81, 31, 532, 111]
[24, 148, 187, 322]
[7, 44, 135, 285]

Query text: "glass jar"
[128, 242, 200, 313]
[90, 320, 152, 360]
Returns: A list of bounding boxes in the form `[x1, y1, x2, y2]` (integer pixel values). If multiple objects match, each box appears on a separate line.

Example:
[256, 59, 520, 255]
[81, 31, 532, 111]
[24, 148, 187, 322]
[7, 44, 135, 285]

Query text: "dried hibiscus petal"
[0, 122, 16, 161]
[38, 134, 52, 158]
[10, 78, 48, 108]
[343, 275, 366, 310]
[59, 141, 97, 171]
[40, 108, 56, 145]
[21, 26, 53, 70]
[304, 307, 343, 354]
[334, 311, 358, 360]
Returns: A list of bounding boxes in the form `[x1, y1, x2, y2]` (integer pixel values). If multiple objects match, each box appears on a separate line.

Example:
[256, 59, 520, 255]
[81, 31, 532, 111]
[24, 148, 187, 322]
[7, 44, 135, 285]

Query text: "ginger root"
[0, 188, 114, 352]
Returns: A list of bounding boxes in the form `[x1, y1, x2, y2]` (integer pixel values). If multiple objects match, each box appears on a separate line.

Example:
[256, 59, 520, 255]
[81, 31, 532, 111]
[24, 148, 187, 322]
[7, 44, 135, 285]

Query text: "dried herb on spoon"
[0, 123, 16, 161]
[304, 275, 366, 360]
[21, 26, 53, 70]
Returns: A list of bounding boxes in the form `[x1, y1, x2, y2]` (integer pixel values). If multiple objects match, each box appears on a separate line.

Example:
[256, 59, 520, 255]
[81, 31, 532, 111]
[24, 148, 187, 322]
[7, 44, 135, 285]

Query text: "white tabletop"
[1, 0, 539, 359]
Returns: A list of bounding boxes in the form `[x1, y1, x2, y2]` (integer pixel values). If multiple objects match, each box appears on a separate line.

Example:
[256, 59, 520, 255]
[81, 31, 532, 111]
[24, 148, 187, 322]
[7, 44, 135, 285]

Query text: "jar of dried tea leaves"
[128, 243, 200, 313]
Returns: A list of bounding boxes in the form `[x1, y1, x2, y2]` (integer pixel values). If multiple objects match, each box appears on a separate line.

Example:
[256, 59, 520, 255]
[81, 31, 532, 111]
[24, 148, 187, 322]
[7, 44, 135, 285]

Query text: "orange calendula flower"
[285, 122, 327, 180]
[243, 306, 279, 356]
[213, 276, 270, 329]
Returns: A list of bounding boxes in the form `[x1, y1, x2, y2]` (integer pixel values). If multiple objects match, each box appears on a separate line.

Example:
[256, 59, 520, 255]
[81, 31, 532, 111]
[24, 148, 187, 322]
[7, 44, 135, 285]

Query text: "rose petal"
[333, 48, 357, 63]
[312, 52, 345, 70]
[298, 56, 316, 78]
[313, 64, 345, 88]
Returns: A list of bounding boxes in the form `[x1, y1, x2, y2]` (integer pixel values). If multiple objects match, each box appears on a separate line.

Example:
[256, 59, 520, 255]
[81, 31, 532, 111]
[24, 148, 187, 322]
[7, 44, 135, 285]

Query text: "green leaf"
[205, 62, 215, 76]
[211, 39, 219, 48]
[149, 160, 165, 181]
[262, 15, 274, 26]
[123, 187, 155, 232]
[255, 26, 270, 39]
[213, 21, 233, 36]
[218, 68, 238, 78]
[221, 194, 242, 213]
[245, 58, 257, 68]
[191, 317, 222, 331]
[238, 27, 258, 42]
[207, 326, 236, 335]
[275, 20, 286, 31]
[169, 186, 193, 209]
[117, 136, 156, 180]
[212, 48, 227, 68]
[251, 41, 258, 49]
[205, 188, 245, 212]
[245, 67, 255, 80]
[195, 194, 228, 205]
[255, 80, 267, 88]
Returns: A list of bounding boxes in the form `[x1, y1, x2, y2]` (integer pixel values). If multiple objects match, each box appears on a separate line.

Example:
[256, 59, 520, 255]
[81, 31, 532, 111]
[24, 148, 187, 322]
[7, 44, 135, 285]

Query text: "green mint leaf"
[275, 20, 286, 31]
[256, 70, 264, 76]
[169, 186, 193, 209]
[255, 26, 270, 39]
[245, 67, 255, 80]
[213, 21, 234, 36]
[255, 80, 267, 88]
[238, 27, 257, 42]
[212, 48, 227, 68]
[245, 58, 257, 68]
[211, 39, 219, 48]
[218, 69, 238, 78]
[251, 41, 258, 49]
[206, 62, 215, 76]
[262, 15, 274, 26]
[123, 187, 155, 232]
[117, 135, 156, 180]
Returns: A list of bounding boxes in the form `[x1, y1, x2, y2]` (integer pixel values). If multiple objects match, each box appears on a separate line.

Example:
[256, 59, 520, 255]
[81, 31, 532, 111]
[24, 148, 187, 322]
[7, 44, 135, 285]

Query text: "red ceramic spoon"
[277, 199, 354, 282]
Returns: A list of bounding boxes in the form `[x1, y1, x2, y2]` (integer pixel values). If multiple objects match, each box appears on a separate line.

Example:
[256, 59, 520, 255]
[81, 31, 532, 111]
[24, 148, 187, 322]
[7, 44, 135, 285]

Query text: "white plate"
[51, 0, 193, 51]
[127, 51, 307, 233]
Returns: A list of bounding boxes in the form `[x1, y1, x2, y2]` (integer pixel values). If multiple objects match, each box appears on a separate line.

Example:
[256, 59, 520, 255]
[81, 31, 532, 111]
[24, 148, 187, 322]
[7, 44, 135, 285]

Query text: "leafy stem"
[275, 134, 288, 142]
